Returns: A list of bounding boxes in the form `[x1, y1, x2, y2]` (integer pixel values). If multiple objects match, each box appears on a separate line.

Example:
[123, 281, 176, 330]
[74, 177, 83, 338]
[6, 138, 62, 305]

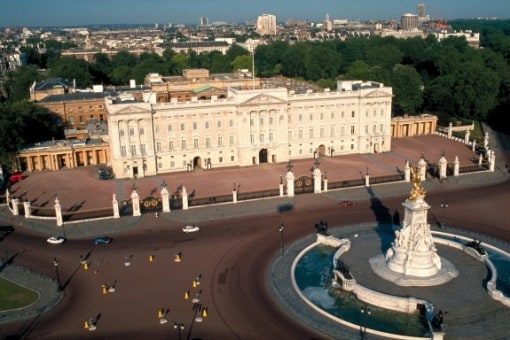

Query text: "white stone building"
[256, 14, 277, 36]
[105, 80, 392, 179]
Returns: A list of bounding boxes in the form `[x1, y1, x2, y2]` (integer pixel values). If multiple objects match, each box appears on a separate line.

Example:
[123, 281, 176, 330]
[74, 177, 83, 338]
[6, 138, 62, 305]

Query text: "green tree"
[49, 56, 93, 88]
[392, 65, 423, 114]
[110, 65, 132, 85]
[3, 66, 40, 102]
[231, 55, 252, 72]
[92, 53, 112, 84]
[209, 52, 231, 73]
[282, 43, 308, 78]
[0, 101, 63, 168]
[169, 54, 189, 75]
[304, 44, 341, 81]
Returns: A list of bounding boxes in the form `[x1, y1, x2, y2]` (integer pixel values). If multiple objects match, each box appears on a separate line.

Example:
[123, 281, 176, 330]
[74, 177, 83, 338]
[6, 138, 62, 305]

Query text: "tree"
[3, 66, 40, 102]
[304, 44, 341, 81]
[282, 43, 308, 78]
[392, 65, 423, 114]
[231, 55, 252, 72]
[226, 44, 250, 63]
[92, 53, 112, 84]
[0, 101, 63, 168]
[452, 61, 500, 119]
[49, 56, 93, 88]
[210, 52, 231, 73]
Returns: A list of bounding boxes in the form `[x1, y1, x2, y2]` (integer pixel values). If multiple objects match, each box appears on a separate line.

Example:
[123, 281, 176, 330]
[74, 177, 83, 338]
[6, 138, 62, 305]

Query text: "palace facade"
[106, 80, 393, 179]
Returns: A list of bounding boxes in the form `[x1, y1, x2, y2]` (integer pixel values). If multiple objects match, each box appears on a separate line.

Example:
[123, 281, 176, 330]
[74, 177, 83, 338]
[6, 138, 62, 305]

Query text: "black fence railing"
[62, 208, 114, 221]
[3, 165, 492, 221]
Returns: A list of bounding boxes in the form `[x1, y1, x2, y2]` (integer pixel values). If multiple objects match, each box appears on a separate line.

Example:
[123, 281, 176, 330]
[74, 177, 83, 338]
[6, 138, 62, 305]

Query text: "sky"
[1, 0, 509, 27]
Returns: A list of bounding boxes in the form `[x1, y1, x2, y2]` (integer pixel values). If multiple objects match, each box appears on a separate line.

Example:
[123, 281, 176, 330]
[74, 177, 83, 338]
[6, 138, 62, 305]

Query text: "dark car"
[98, 169, 112, 180]
[93, 236, 113, 245]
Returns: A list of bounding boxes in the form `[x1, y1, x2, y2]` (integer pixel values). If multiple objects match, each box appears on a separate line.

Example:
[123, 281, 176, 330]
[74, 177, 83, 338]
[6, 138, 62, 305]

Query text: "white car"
[47, 236, 65, 244]
[182, 225, 200, 233]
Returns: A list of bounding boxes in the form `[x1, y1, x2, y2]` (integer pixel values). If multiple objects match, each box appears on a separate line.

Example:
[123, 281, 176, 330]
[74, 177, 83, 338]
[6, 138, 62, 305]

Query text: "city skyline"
[1, 0, 509, 27]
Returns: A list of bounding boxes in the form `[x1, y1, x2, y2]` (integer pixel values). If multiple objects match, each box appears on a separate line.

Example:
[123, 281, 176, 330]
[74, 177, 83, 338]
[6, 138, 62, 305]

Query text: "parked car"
[47, 236, 65, 244]
[93, 236, 113, 245]
[339, 200, 356, 207]
[8, 172, 24, 183]
[182, 225, 200, 233]
[98, 169, 113, 180]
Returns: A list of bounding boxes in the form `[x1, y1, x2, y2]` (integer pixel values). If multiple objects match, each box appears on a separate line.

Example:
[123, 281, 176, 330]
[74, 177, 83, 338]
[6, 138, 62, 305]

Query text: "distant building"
[432, 30, 480, 49]
[199, 16, 209, 26]
[391, 114, 438, 138]
[417, 3, 425, 18]
[256, 14, 277, 36]
[401, 13, 418, 31]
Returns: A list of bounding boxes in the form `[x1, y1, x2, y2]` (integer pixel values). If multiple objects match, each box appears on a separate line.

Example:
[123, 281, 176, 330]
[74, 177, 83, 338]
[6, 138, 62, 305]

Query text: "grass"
[452, 120, 484, 143]
[0, 277, 39, 311]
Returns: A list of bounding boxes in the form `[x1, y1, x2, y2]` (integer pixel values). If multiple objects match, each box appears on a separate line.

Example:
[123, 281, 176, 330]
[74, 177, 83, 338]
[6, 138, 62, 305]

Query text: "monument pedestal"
[372, 195, 458, 286]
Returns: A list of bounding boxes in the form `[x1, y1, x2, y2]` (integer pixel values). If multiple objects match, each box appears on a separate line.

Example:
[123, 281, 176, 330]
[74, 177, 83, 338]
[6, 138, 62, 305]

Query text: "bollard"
[83, 262, 89, 270]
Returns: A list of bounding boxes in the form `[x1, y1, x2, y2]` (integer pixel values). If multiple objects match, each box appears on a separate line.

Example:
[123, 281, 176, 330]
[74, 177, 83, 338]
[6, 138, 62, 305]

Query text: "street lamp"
[360, 304, 371, 339]
[53, 257, 62, 291]
[278, 223, 284, 257]
[173, 322, 184, 340]
[441, 201, 448, 228]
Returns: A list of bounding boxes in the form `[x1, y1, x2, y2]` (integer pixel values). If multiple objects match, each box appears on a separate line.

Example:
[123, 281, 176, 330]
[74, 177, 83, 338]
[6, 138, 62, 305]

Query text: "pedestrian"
[155, 212, 159, 218]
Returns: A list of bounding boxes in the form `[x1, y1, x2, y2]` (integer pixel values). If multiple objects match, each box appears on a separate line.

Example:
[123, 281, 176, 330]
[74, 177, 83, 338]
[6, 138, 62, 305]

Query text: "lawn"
[0, 277, 39, 311]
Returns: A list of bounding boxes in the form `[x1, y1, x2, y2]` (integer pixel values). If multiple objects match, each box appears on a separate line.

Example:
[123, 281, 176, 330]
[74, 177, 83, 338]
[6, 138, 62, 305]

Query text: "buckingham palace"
[105, 79, 393, 179]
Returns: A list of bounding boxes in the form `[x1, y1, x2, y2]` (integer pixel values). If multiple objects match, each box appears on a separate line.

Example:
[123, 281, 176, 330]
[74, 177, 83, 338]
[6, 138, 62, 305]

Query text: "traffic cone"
[84, 321, 89, 329]
[102, 284, 107, 294]
[192, 280, 197, 288]
[202, 307, 208, 318]
[158, 309, 163, 318]
[149, 255, 154, 262]
[83, 262, 89, 270]
[184, 290, 189, 300]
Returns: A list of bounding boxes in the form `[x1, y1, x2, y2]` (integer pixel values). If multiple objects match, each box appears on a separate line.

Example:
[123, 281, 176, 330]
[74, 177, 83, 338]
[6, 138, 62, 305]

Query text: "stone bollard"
[404, 161, 411, 182]
[23, 201, 31, 218]
[182, 186, 188, 210]
[313, 168, 322, 194]
[54, 197, 63, 227]
[453, 156, 460, 177]
[131, 190, 141, 217]
[161, 186, 170, 213]
[286, 171, 295, 197]
[112, 194, 120, 218]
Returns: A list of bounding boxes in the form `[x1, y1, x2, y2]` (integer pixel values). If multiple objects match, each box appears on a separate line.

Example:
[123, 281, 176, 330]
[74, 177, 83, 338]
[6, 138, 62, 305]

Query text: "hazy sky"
[1, 0, 508, 27]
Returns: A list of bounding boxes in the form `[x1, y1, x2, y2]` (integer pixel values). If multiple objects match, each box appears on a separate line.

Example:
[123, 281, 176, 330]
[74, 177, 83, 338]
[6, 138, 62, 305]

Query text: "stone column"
[323, 178, 328, 192]
[447, 122, 453, 139]
[313, 168, 322, 194]
[472, 139, 476, 152]
[404, 161, 411, 182]
[23, 201, 31, 218]
[11, 198, 20, 216]
[453, 156, 460, 177]
[131, 190, 141, 217]
[161, 187, 170, 213]
[182, 186, 189, 210]
[439, 155, 447, 180]
[5, 189, 10, 207]
[112, 194, 120, 218]
[232, 187, 238, 203]
[464, 130, 470, 145]
[285, 171, 295, 197]
[484, 131, 489, 149]
[489, 150, 496, 172]
[418, 158, 427, 181]
[54, 197, 63, 227]
[479, 154, 483, 166]
[279, 176, 284, 197]
[365, 173, 370, 187]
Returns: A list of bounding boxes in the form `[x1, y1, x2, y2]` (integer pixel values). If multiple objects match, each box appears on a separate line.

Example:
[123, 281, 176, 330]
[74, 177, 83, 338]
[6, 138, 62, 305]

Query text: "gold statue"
[409, 165, 426, 200]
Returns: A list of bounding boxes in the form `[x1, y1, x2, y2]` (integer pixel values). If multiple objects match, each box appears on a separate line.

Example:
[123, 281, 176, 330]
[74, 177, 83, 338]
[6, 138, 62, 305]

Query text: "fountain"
[278, 165, 510, 339]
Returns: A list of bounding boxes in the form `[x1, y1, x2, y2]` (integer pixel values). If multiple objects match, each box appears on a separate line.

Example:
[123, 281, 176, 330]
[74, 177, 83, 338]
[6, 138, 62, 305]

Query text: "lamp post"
[173, 322, 184, 340]
[441, 201, 448, 228]
[278, 222, 284, 257]
[53, 257, 62, 291]
[360, 304, 371, 339]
